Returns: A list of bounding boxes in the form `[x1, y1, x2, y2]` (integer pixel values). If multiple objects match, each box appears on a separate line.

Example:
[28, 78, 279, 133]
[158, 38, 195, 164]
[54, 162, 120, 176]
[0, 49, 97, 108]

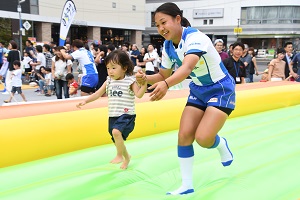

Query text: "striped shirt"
[106, 76, 135, 117]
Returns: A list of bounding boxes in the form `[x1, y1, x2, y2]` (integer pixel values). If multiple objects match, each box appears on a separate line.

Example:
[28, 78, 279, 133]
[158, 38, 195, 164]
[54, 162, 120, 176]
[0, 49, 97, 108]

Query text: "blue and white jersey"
[161, 27, 228, 86]
[71, 48, 98, 76]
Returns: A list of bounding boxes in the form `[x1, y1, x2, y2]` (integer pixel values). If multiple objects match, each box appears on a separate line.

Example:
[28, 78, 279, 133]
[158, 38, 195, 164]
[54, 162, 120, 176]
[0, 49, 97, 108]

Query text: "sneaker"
[34, 89, 40, 92]
[45, 94, 51, 97]
[3, 100, 10, 103]
[37, 93, 44, 96]
[2, 91, 9, 95]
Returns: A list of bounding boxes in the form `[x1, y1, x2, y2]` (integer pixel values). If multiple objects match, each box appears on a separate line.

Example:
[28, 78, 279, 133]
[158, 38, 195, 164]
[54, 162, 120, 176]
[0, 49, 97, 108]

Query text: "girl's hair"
[248, 47, 255, 56]
[9, 40, 18, 49]
[54, 46, 67, 62]
[154, 2, 191, 27]
[105, 49, 134, 76]
[277, 48, 285, 55]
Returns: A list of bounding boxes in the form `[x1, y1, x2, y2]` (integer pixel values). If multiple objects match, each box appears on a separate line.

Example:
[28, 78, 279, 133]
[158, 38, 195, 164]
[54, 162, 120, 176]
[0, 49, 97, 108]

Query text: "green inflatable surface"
[1, 105, 300, 200]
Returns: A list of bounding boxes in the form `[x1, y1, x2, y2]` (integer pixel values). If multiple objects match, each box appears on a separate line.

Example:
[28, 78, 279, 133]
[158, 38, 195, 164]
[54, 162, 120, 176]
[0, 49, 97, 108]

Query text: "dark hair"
[13, 60, 21, 67]
[9, 40, 18, 49]
[277, 48, 286, 55]
[154, 2, 191, 27]
[54, 46, 67, 62]
[26, 40, 32, 45]
[65, 73, 74, 81]
[232, 42, 245, 51]
[99, 45, 108, 57]
[35, 45, 43, 53]
[105, 49, 134, 76]
[45, 67, 51, 72]
[284, 41, 293, 48]
[43, 44, 50, 51]
[107, 44, 115, 52]
[248, 47, 255, 56]
[72, 39, 84, 48]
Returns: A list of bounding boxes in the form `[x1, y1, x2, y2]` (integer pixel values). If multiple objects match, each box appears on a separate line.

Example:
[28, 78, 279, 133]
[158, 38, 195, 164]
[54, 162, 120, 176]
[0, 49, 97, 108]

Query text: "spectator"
[66, 73, 78, 97]
[60, 39, 98, 96]
[248, 47, 259, 82]
[3, 60, 27, 103]
[22, 51, 32, 82]
[0, 42, 8, 70]
[268, 48, 286, 81]
[144, 43, 159, 92]
[214, 39, 229, 61]
[130, 44, 140, 66]
[52, 46, 72, 99]
[43, 44, 53, 69]
[288, 51, 300, 82]
[240, 44, 252, 83]
[283, 41, 296, 79]
[94, 45, 108, 90]
[136, 47, 147, 72]
[223, 42, 246, 84]
[5, 40, 20, 94]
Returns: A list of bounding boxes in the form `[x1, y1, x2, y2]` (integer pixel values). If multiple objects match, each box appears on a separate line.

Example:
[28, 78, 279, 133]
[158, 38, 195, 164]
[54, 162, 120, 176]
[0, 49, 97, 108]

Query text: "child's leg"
[111, 128, 130, 169]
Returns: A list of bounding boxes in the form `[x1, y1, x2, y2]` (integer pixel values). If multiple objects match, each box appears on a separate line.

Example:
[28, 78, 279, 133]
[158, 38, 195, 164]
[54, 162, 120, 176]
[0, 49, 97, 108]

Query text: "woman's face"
[55, 50, 62, 58]
[155, 12, 181, 43]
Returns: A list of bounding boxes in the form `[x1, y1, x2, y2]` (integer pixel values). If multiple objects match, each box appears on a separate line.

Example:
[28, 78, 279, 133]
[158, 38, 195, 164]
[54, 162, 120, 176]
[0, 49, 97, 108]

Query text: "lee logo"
[109, 90, 123, 97]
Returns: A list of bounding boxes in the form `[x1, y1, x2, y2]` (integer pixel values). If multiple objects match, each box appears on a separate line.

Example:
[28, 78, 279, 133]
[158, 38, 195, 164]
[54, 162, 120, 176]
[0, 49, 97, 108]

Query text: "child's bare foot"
[110, 155, 123, 164]
[120, 156, 131, 170]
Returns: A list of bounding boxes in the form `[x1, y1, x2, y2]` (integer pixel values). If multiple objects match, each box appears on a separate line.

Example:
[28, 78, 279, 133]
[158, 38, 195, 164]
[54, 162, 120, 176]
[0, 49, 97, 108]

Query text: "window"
[203, 19, 207, 25]
[30, 0, 39, 14]
[209, 19, 213, 25]
[132, 5, 136, 11]
[112, 2, 116, 8]
[241, 6, 300, 24]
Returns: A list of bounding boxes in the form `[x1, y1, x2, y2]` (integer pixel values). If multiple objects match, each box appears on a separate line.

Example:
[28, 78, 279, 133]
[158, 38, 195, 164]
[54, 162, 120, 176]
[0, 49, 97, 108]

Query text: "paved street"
[0, 58, 271, 106]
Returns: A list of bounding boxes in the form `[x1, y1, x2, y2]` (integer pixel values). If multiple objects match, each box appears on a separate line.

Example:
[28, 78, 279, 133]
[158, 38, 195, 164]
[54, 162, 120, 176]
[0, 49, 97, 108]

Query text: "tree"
[0, 18, 12, 44]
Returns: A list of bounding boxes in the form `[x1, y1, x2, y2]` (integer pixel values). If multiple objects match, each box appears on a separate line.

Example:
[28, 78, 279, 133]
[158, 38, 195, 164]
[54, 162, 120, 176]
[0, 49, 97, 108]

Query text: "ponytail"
[181, 17, 191, 27]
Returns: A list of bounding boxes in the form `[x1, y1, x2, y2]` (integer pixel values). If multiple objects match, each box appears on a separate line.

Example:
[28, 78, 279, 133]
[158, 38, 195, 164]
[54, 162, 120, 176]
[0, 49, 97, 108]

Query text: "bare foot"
[110, 155, 123, 164]
[120, 155, 131, 170]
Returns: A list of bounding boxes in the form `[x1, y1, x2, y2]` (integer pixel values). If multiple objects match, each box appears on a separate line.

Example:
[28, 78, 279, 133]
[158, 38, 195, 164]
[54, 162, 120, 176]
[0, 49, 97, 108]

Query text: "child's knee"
[112, 129, 122, 139]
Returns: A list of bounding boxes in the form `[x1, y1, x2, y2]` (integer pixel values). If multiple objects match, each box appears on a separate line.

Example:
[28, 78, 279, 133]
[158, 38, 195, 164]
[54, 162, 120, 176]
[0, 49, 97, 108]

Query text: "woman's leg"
[167, 105, 204, 195]
[55, 80, 62, 99]
[195, 106, 233, 166]
[38, 80, 45, 94]
[62, 81, 69, 98]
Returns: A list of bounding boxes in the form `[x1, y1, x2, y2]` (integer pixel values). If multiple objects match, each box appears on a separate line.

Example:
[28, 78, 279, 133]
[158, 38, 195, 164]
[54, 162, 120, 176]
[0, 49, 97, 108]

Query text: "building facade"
[144, 0, 300, 53]
[0, 0, 145, 48]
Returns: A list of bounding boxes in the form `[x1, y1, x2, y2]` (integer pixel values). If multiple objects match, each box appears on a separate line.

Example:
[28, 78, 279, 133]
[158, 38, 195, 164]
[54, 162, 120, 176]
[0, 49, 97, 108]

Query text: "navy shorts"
[187, 74, 236, 115]
[11, 86, 23, 94]
[108, 114, 136, 142]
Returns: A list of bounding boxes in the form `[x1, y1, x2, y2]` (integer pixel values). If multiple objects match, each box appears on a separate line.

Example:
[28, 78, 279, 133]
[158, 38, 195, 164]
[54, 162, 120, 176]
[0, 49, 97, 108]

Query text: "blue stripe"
[209, 135, 220, 149]
[164, 40, 182, 67]
[59, 38, 65, 46]
[219, 61, 228, 75]
[178, 145, 194, 158]
[182, 27, 198, 41]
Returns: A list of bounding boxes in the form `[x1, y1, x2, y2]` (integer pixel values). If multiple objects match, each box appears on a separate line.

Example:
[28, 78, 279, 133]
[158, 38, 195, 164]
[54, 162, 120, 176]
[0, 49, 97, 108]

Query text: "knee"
[112, 129, 122, 139]
[195, 134, 215, 148]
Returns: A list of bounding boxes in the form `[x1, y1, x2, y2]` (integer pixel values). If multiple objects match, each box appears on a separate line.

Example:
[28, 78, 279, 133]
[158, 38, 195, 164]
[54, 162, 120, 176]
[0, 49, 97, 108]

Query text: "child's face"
[13, 64, 19, 69]
[67, 79, 74, 84]
[106, 62, 126, 80]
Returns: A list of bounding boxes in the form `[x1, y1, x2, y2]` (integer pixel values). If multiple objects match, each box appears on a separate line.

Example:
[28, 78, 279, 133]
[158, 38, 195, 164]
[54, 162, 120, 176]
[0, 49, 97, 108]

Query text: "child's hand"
[135, 70, 147, 85]
[76, 101, 86, 109]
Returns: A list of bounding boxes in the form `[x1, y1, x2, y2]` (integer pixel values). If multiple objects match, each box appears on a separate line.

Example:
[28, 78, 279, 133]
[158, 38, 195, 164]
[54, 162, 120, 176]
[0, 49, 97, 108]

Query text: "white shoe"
[2, 91, 9, 95]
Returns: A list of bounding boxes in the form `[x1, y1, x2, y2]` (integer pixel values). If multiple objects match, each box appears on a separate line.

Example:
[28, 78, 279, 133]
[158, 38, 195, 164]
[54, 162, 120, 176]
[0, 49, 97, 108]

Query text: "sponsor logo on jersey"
[189, 95, 197, 100]
[229, 101, 235, 106]
[208, 97, 218, 103]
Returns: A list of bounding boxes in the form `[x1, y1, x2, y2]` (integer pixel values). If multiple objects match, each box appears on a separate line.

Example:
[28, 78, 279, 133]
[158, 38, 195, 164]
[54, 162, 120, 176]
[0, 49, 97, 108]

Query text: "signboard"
[193, 8, 224, 18]
[234, 27, 243, 34]
[23, 21, 31, 31]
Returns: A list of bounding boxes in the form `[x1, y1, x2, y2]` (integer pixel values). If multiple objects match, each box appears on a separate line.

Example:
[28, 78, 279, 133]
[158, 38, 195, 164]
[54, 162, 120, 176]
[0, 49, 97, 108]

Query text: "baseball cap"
[214, 39, 224, 45]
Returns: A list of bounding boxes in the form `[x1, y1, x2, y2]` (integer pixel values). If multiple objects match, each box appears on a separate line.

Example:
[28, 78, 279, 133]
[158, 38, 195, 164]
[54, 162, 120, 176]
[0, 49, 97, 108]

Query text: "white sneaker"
[2, 91, 9, 95]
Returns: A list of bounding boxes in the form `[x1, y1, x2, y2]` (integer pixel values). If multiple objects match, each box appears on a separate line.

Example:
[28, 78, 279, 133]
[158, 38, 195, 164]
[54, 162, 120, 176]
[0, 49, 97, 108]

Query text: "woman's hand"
[76, 101, 86, 109]
[148, 80, 168, 101]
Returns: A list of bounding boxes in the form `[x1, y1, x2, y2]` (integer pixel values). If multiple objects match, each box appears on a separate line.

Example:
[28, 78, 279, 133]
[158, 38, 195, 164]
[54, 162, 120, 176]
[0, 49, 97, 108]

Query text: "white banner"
[59, 0, 77, 46]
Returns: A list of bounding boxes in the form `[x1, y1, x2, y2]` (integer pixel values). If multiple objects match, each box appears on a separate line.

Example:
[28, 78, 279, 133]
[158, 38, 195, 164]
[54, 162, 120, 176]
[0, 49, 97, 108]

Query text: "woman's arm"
[252, 57, 259, 75]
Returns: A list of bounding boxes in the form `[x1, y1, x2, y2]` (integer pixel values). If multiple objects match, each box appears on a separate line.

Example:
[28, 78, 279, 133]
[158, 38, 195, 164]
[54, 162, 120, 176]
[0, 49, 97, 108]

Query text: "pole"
[17, 2, 23, 57]
[237, 18, 240, 39]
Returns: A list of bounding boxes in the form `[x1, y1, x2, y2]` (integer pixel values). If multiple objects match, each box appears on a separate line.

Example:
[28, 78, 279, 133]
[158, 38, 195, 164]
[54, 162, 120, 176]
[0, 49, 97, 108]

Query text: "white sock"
[216, 137, 233, 166]
[167, 157, 194, 195]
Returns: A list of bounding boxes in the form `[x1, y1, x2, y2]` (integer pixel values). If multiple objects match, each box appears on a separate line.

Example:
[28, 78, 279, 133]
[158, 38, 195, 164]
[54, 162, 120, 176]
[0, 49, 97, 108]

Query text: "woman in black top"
[5, 40, 20, 92]
[136, 47, 147, 72]
[95, 45, 108, 91]
[7, 40, 20, 71]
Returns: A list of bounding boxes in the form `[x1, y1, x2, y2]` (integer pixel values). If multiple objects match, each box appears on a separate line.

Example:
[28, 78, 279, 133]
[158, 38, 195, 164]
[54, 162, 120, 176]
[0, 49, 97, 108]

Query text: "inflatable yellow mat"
[1, 81, 300, 168]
